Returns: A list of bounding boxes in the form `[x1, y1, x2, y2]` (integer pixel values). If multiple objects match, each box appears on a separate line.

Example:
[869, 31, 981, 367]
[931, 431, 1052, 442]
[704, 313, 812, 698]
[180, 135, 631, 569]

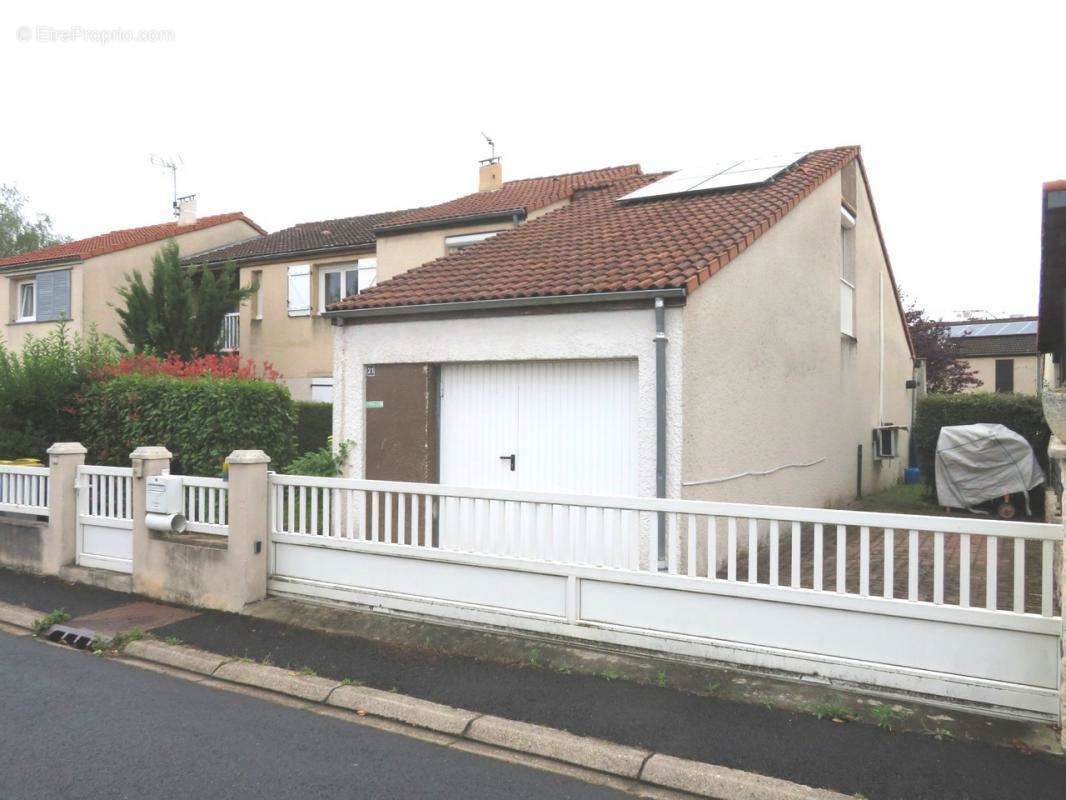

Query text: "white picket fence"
[0, 465, 50, 516]
[267, 474, 1064, 719]
[268, 475, 1061, 617]
[182, 476, 229, 536]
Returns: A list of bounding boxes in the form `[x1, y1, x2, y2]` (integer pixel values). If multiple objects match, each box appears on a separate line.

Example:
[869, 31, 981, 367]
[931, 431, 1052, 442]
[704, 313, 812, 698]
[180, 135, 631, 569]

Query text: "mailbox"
[145, 474, 186, 533]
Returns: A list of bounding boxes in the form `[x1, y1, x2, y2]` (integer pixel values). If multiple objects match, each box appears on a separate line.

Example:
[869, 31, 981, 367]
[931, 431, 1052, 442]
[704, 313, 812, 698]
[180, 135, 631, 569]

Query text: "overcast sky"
[2, 1, 1063, 320]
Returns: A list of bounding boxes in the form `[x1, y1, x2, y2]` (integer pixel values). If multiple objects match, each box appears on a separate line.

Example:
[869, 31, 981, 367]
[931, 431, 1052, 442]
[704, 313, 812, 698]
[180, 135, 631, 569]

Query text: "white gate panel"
[439, 360, 639, 549]
[77, 466, 134, 574]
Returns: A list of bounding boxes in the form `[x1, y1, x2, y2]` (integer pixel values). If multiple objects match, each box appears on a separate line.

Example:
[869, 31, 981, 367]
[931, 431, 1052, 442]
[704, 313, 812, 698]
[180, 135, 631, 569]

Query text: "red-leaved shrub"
[93, 352, 282, 382]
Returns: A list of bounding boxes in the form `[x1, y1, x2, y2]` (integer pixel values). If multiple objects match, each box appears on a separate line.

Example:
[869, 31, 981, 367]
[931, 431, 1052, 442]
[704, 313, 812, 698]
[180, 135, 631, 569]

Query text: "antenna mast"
[479, 132, 500, 165]
[150, 154, 185, 217]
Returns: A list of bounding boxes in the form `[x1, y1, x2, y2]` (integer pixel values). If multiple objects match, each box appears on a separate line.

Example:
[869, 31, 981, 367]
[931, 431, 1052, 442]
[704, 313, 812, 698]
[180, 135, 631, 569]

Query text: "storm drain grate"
[45, 625, 96, 650]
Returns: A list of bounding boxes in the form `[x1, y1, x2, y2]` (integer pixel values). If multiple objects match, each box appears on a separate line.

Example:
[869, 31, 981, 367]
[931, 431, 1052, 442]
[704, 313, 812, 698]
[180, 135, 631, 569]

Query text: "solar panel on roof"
[947, 320, 1037, 337]
[619, 152, 808, 202]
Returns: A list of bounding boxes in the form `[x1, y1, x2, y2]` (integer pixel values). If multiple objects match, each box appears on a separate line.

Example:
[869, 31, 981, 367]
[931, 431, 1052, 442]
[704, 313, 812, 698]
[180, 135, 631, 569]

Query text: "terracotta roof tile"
[954, 334, 1038, 358]
[183, 209, 416, 266]
[377, 165, 643, 232]
[332, 147, 859, 311]
[0, 213, 263, 270]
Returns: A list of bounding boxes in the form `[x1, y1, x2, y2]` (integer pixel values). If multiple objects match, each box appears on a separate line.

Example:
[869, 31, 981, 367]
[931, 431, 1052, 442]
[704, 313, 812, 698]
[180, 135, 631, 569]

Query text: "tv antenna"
[150, 154, 184, 216]
[479, 132, 500, 165]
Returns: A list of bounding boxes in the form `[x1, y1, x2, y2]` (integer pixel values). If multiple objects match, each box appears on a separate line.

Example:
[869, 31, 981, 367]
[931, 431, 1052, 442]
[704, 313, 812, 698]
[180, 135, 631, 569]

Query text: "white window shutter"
[287, 264, 311, 316]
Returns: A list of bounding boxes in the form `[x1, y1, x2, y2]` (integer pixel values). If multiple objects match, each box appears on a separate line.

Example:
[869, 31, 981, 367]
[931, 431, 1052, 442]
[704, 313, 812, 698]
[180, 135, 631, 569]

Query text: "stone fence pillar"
[225, 450, 271, 607]
[41, 442, 86, 574]
[1047, 436, 1066, 748]
[130, 447, 172, 599]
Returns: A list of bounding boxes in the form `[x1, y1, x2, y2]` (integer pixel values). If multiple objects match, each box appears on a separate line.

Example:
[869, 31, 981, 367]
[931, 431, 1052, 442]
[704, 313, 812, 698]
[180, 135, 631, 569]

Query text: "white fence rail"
[268, 475, 1062, 618]
[0, 465, 50, 516]
[268, 475, 1063, 719]
[182, 476, 229, 535]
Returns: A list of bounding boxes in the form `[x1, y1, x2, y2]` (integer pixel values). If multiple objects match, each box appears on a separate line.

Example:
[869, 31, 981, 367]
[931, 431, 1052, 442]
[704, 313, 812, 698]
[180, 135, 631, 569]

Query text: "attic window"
[445, 230, 503, 254]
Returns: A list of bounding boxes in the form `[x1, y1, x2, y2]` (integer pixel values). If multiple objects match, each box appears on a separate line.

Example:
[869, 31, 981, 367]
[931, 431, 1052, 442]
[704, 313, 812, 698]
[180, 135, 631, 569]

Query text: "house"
[324, 147, 918, 508]
[183, 162, 643, 401]
[1037, 180, 1066, 385]
[182, 209, 409, 401]
[0, 202, 263, 352]
[947, 317, 1042, 394]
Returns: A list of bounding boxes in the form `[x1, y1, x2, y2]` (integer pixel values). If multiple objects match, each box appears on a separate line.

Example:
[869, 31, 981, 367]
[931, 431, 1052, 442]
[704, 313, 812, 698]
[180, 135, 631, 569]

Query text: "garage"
[439, 359, 639, 496]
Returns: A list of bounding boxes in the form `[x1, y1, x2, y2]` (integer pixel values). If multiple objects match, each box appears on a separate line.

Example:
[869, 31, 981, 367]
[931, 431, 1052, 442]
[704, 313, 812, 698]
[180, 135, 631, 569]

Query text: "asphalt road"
[0, 631, 627, 800]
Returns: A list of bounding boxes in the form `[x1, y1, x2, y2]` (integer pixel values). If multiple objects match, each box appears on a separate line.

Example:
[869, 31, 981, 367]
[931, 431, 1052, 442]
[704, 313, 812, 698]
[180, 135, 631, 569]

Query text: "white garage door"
[439, 360, 639, 496]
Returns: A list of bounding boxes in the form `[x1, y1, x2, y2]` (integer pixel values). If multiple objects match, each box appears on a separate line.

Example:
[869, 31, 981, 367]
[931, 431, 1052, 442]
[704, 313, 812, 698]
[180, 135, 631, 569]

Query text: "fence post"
[1048, 436, 1066, 748]
[41, 442, 86, 575]
[130, 447, 172, 597]
[225, 450, 271, 607]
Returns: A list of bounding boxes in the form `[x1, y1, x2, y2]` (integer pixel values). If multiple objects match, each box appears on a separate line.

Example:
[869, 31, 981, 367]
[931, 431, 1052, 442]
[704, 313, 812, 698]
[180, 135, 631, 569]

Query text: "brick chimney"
[176, 195, 198, 226]
[478, 159, 502, 192]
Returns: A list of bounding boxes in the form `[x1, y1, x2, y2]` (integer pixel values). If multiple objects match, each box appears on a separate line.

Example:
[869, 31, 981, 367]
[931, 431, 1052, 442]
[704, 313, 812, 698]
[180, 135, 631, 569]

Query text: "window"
[444, 230, 504, 254]
[319, 258, 377, 313]
[252, 270, 263, 320]
[995, 359, 1014, 393]
[310, 377, 334, 403]
[14, 269, 70, 323]
[16, 280, 35, 322]
[840, 204, 856, 337]
[287, 264, 311, 316]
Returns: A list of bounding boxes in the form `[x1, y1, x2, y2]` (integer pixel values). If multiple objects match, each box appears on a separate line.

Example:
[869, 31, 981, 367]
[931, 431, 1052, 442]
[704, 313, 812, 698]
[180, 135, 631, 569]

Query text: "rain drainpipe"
[655, 296, 667, 569]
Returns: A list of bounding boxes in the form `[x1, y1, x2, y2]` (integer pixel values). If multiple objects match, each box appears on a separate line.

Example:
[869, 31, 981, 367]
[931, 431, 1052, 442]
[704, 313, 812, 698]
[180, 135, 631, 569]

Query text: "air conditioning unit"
[873, 425, 902, 459]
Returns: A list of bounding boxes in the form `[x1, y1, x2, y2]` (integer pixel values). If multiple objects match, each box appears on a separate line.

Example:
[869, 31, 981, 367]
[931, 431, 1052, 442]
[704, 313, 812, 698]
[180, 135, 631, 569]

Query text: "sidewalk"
[2, 567, 1063, 800]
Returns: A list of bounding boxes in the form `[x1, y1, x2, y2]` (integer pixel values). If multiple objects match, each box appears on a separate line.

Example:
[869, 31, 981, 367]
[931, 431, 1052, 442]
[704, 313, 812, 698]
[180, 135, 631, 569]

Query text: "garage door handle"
[499, 454, 516, 471]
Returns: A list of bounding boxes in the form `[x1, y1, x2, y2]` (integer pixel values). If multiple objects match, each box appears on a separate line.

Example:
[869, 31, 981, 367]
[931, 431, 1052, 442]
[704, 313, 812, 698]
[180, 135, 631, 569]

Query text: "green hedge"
[79, 374, 297, 475]
[295, 401, 332, 455]
[0, 325, 118, 461]
[912, 393, 1050, 488]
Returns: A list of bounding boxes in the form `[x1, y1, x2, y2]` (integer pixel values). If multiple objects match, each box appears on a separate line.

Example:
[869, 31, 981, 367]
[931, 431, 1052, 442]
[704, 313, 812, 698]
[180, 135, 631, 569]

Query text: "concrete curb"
[0, 601, 852, 800]
[467, 715, 650, 779]
[642, 754, 853, 800]
[0, 600, 47, 631]
[123, 639, 229, 677]
[214, 660, 339, 703]
[328, 684, 478, 736]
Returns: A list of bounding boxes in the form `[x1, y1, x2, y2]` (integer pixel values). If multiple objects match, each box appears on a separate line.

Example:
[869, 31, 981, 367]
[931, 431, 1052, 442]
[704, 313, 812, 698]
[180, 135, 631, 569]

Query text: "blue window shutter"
[52, 270, 71, 320]
[35, 272, 54, 321]
[34, 270, 71, 322]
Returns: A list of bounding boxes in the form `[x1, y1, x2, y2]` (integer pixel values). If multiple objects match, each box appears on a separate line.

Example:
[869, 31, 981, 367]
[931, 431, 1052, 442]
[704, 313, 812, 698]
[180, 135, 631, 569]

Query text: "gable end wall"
[680, 166, 914, 507]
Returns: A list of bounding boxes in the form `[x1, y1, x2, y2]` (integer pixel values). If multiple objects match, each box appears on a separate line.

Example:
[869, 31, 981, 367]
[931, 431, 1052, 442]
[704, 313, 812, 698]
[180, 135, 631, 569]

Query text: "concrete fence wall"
[0, 443, 272, 613]
[0, 441, 1063, 745]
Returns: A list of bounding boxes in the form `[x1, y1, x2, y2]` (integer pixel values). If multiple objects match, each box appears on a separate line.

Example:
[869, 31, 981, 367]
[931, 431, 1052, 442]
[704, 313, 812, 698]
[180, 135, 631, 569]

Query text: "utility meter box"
[146, 475, 183, 515]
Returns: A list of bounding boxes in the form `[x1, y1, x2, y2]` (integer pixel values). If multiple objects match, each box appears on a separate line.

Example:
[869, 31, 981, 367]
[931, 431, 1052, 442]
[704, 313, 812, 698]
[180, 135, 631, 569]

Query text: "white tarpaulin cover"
[935, 423, 1045, 510]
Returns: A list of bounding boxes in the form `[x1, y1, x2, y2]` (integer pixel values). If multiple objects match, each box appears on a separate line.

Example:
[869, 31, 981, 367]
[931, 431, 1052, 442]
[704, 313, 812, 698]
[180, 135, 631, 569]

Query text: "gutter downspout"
[655, 296, 668, 569]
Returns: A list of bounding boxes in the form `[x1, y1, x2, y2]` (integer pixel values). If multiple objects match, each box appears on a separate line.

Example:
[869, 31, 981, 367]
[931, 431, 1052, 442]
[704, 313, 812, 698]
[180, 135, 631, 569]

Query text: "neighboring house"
[325, 147, 918, 508]
[0, 204, 263, 352]
[947, 317, 1041, 394]
[182, 209, 409, 401]
[1038, 180, 1066, 386]
[184, 162, 642, 401]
